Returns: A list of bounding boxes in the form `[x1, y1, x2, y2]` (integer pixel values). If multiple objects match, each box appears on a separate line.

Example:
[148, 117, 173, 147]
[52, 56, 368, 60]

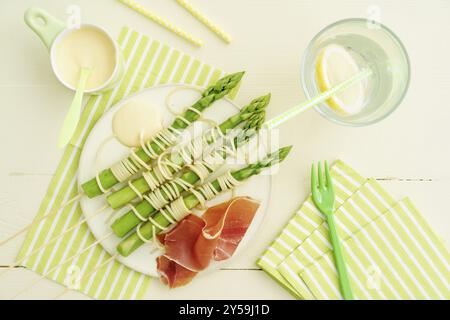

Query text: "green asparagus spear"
[107, 94, 270, 210]
[110, 102, 267, 237]
[81, 72, 245, 198]
[117, 146, 292, 257]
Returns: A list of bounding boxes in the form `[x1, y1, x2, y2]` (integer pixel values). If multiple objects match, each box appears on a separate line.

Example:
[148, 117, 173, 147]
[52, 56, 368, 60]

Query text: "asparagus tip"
[262, 92, 271, 100]
[261, 146, 293, 167]
[278, 145, 293, 161]
[243, 110, 266, 131]
[241, 93, 271, 119]
[253, 93, 271, 107]
[225, 71, 245, 83]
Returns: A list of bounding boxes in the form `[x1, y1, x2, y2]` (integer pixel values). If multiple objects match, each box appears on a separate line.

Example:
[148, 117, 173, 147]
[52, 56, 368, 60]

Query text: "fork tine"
[325, 160, 333, 190]
[311, 163, 316, 192]
[318, 161, 325, 189]
[311, 162, 317, 191]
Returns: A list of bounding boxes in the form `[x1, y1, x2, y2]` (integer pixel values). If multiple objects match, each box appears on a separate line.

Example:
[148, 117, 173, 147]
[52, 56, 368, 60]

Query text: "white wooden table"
[1, 0, 449, 300]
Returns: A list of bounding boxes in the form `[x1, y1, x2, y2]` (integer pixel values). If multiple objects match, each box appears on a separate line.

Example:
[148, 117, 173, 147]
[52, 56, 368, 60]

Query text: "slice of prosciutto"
[157, 196, 260, 288]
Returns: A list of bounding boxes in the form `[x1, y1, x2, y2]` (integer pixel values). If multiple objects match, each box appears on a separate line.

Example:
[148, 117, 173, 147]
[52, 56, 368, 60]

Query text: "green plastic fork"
[311, 161, 354, 300]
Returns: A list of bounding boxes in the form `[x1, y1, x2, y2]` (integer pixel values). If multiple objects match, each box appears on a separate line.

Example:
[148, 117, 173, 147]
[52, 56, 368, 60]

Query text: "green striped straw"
[264, 68, 373, 129]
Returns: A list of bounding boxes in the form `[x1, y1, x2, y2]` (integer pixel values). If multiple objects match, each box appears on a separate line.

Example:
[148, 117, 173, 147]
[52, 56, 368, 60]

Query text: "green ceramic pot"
[24, 6, 124, 95]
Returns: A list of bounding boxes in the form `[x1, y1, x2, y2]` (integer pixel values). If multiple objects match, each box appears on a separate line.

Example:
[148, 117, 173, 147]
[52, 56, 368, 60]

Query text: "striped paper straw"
[176, 0, 232, 43]
[118, 0, 203, 47]
[264, 68, 373, 129]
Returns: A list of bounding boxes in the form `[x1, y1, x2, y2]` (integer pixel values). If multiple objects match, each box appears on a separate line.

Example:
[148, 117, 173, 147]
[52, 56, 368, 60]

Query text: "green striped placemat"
[17, 26, 233, 299]
[256, 160, 366, 298]
[297, 198, 450, 299]
[278, 178, 396, 298]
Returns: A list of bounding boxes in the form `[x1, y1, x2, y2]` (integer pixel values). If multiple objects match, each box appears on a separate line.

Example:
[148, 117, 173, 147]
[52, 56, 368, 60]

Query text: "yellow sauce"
[55, 26, 116, 90]
[112, 100, 163, 147]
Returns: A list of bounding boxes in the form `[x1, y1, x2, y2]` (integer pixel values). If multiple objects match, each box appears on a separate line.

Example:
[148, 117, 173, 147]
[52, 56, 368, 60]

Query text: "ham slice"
[157, 256, 197, 288]
[156, 196, 260, 288]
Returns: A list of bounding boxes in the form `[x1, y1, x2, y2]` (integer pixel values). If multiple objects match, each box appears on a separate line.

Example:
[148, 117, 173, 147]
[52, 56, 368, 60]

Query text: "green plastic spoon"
[57, 67, 92, 148]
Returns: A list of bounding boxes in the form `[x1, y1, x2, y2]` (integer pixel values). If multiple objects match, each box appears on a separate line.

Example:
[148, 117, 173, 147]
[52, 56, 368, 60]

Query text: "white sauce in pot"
[55, 26, 116, 90]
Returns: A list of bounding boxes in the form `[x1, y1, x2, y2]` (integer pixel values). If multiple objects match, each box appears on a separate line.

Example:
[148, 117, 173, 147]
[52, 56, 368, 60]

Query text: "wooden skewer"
[0, 205, 109, 278]
[10, 232, 114, 300]
[0, 219, 22, 232]
[53, 253, 118, 300]
[0, 193, 83, 247]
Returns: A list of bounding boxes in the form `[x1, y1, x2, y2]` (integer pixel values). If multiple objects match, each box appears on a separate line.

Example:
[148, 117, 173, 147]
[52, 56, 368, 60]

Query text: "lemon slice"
[316, 44, 366, 115]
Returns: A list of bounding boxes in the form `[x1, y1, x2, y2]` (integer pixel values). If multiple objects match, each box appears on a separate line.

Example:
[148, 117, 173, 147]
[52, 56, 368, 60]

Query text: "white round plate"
[78, 84, 271, 277]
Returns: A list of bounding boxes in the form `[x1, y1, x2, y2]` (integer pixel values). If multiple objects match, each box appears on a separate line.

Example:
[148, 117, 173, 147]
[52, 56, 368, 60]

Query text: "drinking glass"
[301, 18, 410, 126]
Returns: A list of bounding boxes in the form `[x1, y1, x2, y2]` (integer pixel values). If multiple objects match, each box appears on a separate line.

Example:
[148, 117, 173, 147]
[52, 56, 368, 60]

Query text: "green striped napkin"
[256, 160, 366, 298]
[258, 160, 450, 299]
[278, 178, 397, 298]
[296, 198, 450, 299]
[18, 26, 231, 299]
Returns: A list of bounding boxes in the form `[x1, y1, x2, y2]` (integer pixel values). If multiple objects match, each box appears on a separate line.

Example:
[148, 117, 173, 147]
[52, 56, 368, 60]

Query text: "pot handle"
[24, 7, 65, 50]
